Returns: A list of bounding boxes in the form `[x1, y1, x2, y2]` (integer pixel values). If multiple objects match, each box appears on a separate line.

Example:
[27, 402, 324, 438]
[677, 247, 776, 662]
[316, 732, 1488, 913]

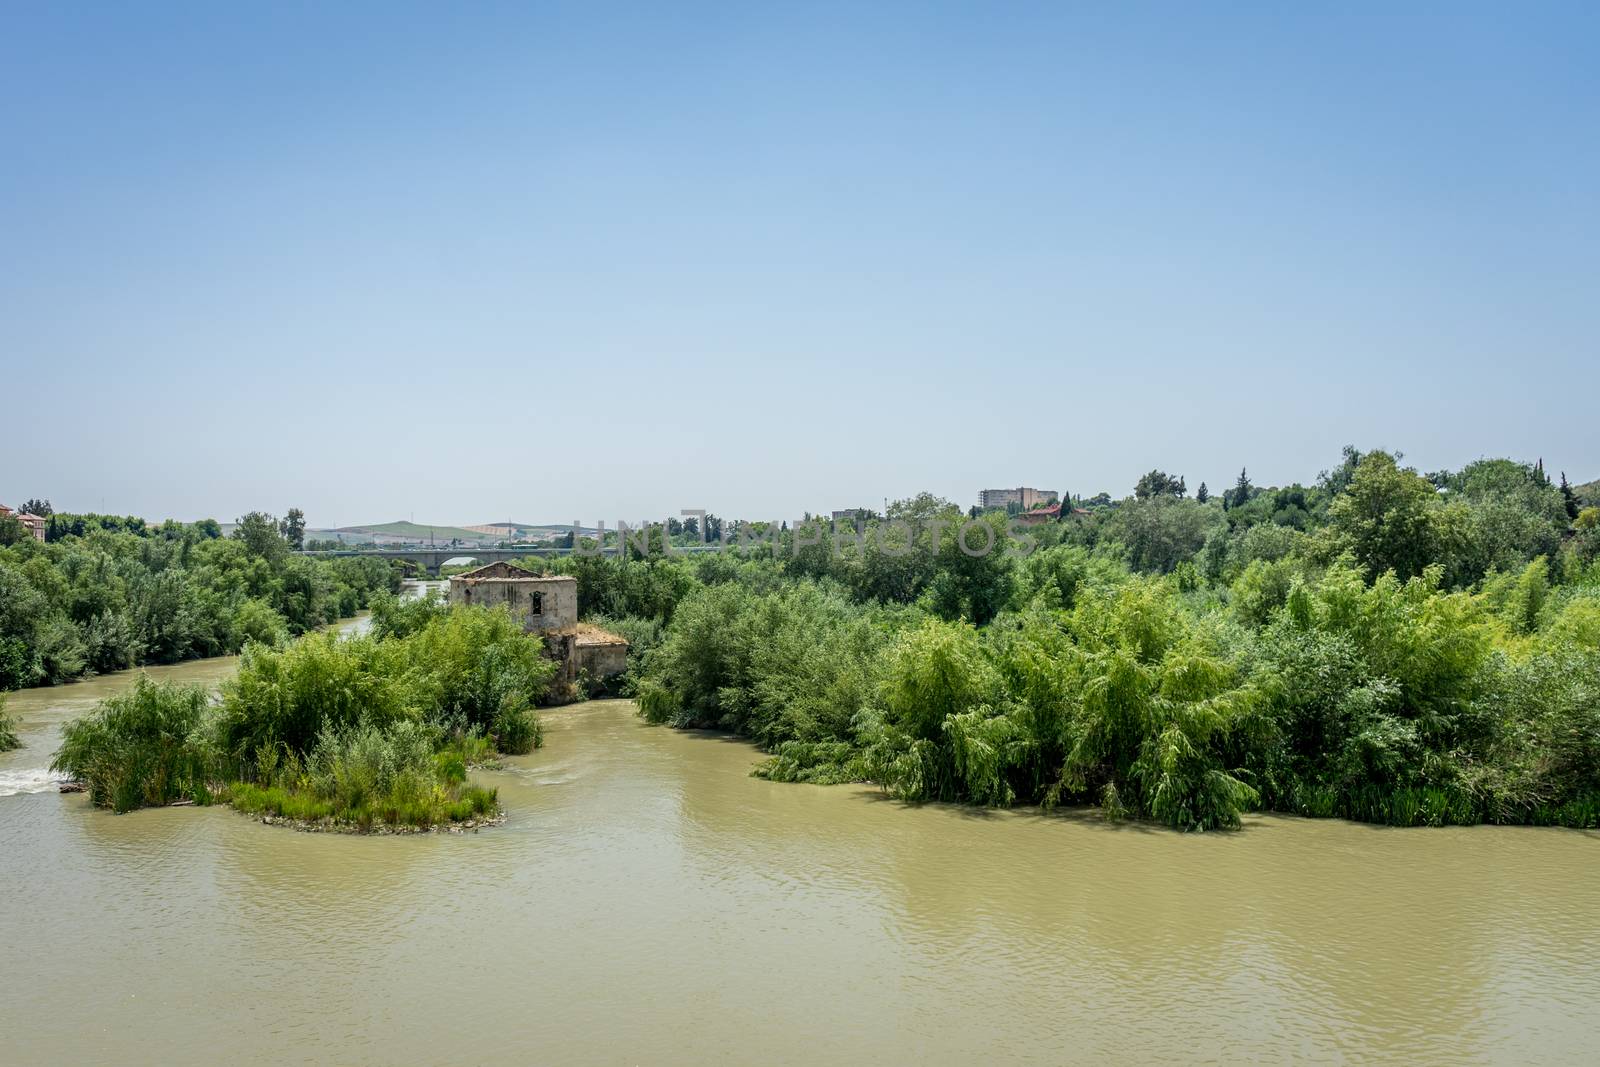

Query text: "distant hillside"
[334, 521, 501, 544]
[1575, 479, 1599, 508]
[468, 520, 595, 537]
[318, 520, 598, 544]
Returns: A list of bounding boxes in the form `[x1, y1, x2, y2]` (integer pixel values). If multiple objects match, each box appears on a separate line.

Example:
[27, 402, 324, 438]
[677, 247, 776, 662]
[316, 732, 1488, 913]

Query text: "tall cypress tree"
[1560, 472, 1580, 520]
[1196, 482, 1209, 504]
[1226, 467, 1252, 510]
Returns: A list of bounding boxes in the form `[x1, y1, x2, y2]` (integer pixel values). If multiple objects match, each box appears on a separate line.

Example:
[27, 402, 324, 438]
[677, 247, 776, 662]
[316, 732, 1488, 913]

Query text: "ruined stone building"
[449, 561, 578, 628]
[447, 561, 628, 694]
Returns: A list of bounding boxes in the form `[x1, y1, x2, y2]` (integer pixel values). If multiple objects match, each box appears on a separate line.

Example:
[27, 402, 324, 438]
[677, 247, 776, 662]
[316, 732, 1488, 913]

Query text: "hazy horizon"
[5, 3, 1597, 526]
[18, 446, 1597, 531]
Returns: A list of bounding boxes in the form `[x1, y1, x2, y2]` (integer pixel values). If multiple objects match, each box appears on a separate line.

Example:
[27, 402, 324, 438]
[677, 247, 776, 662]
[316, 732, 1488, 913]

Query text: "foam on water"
[0, 767, 68, 797]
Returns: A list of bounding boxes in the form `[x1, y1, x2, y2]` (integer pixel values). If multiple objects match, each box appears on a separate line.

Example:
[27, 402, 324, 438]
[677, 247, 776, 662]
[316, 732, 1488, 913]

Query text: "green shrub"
[1230, 558, 1297, 626]
[368, 587, 447, 640]
[452, 785, 499, 820]
[233, 598, 289, 648]
[216, 631, 415, 771]
[1545, 594, 1600, 649]
[640, 580, 892, 745]
[754, 740, 868, 784]
[491, 704, 543, 755]
[399, 605, 558, 734]
[437, 728, 498, 767]
[306, 720, 433, 811]
[434, 749, 468, 785]
[227, 782, 336, 823]
[1468, 646, 1600, 823]
[50, 676, 211, 812]
[230, 720, 502, 828]
[0, 694, 19, 752]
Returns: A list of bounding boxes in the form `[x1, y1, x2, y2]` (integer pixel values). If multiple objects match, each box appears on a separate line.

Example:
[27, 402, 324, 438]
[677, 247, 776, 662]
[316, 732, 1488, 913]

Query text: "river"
[2, 657, 1598, 1063]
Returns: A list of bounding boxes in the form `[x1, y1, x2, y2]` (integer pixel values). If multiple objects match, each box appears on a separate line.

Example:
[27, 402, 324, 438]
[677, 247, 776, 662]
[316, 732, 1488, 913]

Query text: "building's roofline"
[451, 561, 576, 583]
[554, 623, 629, 647]
[451, 573, 576, 583]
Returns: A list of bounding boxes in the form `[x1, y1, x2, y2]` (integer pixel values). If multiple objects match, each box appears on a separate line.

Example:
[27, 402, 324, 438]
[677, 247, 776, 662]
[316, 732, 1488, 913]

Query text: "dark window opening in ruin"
[531, 591, 544, 615]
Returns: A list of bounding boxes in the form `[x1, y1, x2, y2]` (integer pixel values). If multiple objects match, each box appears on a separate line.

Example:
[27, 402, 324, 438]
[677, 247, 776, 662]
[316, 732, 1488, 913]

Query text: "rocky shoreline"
[247, 808, 507, 835]
[59, 779, 506, 834]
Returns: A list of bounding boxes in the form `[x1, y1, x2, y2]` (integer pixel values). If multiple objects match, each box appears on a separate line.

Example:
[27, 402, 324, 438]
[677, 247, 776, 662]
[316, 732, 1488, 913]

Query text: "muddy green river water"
[2, 654, 1598, 1064]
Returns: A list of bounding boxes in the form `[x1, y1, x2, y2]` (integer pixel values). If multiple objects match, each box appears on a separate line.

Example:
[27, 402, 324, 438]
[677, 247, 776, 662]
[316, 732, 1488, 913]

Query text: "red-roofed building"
[1015, 503, 1090, 526]
[0, 503, 46, 541]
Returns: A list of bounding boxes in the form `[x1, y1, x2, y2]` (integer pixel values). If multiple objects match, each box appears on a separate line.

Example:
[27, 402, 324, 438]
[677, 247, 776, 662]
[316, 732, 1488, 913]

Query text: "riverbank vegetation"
[520, 449, 1600, 831]
[0, 694, 18, 752]
[0, 509, 401, 691]
[50, 596, 554, 829]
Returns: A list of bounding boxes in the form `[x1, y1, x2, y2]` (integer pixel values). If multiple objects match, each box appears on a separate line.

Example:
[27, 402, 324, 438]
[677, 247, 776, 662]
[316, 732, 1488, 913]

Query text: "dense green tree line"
[0, 510, 401, 690]
[567, 448, 1600, 830]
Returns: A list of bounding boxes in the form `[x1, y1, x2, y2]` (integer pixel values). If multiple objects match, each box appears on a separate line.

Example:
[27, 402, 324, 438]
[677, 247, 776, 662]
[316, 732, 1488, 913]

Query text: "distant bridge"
[300, 543, 721, 574]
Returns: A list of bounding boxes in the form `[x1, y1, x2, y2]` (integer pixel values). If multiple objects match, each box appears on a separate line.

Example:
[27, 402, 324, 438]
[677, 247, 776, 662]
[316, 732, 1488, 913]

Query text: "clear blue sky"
[3, 2, 1595, 526]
